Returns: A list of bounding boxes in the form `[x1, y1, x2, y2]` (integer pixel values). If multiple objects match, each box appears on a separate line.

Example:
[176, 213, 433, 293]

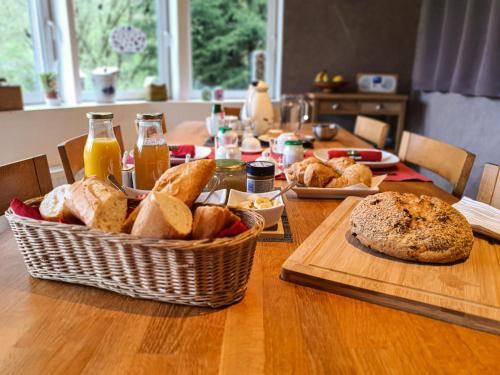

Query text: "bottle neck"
[88, 118, 114, 139]
[137, 120, 165, 145]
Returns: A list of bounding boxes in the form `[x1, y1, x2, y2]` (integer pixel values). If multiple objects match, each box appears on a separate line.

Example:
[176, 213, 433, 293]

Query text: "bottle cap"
[136, 113, 163, 120]
[247, 161, 275, 176]
[87, 112, 113, 119]
[284, 140, 302, 146]
[218, 127, 232, 133]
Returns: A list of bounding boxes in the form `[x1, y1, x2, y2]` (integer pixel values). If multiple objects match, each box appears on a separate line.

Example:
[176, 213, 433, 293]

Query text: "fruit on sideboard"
[314, 70, 329, 83]
[332, 74, 343, 82]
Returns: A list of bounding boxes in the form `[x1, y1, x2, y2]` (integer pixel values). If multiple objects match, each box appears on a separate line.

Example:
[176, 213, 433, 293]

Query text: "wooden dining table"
[0, 122, 498, 374]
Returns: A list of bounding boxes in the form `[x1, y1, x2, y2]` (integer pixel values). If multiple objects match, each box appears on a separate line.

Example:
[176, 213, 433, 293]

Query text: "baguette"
[39, 184, 71, 221]
[65, 176, 127, 233]
[153, 159, 216, 206]
[123, 159, 216, 233]
[131, 192, 192, 239]
[192, 206, 240, 240]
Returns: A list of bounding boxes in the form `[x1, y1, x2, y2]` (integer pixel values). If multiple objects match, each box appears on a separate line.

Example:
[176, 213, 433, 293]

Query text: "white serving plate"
[196, 189, 227, 205]
[227, 189, 284, 228]
[313, 148, 399, 169]
[285, 174, 386, 199]
[170, 145, 212, 162]
[124, 187, 227, 205]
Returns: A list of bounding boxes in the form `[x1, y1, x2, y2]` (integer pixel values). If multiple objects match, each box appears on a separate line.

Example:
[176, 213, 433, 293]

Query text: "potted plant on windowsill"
[40, 72, 61, 106]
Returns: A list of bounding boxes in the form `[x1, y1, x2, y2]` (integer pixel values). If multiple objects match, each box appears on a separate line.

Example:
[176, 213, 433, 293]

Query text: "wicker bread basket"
[5, 197, 265, 308]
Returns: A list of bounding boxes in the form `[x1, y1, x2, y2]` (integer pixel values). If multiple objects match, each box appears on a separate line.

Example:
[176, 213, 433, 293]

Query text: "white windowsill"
[20, 99, 248, 112]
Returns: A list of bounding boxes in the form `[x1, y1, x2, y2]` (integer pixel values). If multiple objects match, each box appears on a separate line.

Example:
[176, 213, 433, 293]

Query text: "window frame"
[14, 0, 281, 106]
[169, 0, 283, 101]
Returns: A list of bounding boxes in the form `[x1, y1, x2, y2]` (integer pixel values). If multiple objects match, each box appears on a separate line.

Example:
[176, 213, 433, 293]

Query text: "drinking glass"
[280, 94, 310, 135]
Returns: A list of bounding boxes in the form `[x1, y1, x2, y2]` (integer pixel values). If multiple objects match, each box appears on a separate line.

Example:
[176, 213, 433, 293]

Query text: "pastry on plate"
[304, 163, 338, 187]
[343, 164, 372, 186]
[327, 157, 355, 175]
[350, 192, 474, 263]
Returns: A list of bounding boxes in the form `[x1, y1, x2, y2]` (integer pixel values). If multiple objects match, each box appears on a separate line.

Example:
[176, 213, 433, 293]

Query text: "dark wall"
[408, 92, 500, 197]
[281, 0, 422, 94]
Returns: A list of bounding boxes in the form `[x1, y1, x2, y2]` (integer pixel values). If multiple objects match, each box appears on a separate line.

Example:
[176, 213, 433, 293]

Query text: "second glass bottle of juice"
[134, 113, 170, 189]
[83, 112, 122, 183]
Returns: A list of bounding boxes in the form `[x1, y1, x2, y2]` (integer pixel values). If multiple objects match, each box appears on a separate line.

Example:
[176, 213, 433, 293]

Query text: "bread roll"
[287, 157, 323, 184]
[131, 192, 192, 239]
[65, 177, 127, 233]
[192, 206, 240, 240]
[39, 184, 71, 221]
[153, 159, 216, 207]
[327, 157, 355, 175]
[343, 164, 372, 186]
[325, 176, 349, 188]
[302, 157, 322, 166]
[304, 163, 338, 187]
[123, 159, 216, 232]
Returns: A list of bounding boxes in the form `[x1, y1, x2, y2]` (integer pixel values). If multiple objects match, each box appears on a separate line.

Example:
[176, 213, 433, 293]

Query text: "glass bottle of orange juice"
[134, 113, 170, 189]
[83, 112, 122, 184]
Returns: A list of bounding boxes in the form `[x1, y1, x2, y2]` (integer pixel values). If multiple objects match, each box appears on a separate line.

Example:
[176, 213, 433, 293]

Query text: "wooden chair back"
[0, 155, 53, 213]
[58, 125, 124, 184]
[354, 116, 389, 149]
[398, 131, 475, 197]
[476, 163, 500, 209]
[223, 106, 241, 118]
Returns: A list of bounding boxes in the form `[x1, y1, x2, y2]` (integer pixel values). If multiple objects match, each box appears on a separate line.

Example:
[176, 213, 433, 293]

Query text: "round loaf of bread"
[350, 192, 474, 263]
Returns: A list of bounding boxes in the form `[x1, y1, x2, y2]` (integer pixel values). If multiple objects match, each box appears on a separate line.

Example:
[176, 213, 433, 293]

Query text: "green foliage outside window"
[0, 1, 38, 92]
[191, 0, 267, 90]
[74, 0, 158, 91]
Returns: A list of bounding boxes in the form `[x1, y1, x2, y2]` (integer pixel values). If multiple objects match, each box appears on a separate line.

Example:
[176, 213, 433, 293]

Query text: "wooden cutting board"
[281, 197, 500, 334]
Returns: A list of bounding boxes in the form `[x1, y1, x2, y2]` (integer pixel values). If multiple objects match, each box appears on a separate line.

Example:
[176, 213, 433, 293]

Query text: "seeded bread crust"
[350, 192, 474, 263]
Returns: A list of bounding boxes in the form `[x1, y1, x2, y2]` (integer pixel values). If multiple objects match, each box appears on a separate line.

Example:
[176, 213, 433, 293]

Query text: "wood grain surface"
[281, 197, 500, 334]
[0, 122, 499, 374]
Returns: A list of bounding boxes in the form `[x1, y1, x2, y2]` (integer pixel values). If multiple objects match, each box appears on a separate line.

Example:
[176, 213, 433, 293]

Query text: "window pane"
[191, 0, 267, 90]
[73, 0, 158, 92]
[0, 1, 38, 92]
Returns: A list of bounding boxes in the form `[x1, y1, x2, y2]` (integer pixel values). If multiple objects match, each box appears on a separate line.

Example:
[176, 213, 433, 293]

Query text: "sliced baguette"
[131, 192, 193, 239]
[65, 176, 127, 233]
[123, 159, 216, 233]
[39, 184, 71, 221]
[192, 206, 240, 240]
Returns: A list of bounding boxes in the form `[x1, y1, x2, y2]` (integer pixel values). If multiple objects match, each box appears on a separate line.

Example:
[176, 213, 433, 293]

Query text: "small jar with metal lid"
[283, 140, 304, 168]
[247, 161, 275, 193]
[213, 160, 247, 199]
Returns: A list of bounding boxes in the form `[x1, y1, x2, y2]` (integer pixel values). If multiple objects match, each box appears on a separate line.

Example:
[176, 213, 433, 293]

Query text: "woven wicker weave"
[5, 197, 264, 308]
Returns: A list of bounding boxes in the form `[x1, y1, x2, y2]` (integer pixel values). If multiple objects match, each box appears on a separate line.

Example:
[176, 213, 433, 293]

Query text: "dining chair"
[398, 131, 475, 198]
[353, 116, 389, 149]
[476, 163, 500, 209]
[0, 155, 53, 213]
[223, 106, 241, 118]
[58, 125, 124, 184]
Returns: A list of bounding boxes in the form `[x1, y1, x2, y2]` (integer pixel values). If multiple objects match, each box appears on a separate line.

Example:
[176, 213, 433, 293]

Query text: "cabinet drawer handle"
[331, 103, 340, 110]
[375, 103, 383, 111]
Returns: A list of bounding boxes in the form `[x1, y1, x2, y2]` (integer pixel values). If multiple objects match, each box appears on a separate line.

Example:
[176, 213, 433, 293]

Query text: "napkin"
[170, 145, 196, 158]
[328, 149, 382, 161]
[9, 198, 43, 220]
[453, 197, 500, 240]
[216, 220, 248, 238]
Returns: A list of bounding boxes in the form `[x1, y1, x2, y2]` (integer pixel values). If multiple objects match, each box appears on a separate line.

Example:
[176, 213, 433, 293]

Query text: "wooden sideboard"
[306, 92, 408, 150]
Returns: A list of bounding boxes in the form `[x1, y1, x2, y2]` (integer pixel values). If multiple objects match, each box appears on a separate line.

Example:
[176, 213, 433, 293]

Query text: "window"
[0, 1, 42, 102]
[73, 0, 159, 96]
[190, 0, 268, 91]
[170, 0, 283, 100]
[0, 0, 281, 105]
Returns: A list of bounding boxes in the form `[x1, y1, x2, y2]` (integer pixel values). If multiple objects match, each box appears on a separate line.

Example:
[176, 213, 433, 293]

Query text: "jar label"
[247, 178, 274, 193]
